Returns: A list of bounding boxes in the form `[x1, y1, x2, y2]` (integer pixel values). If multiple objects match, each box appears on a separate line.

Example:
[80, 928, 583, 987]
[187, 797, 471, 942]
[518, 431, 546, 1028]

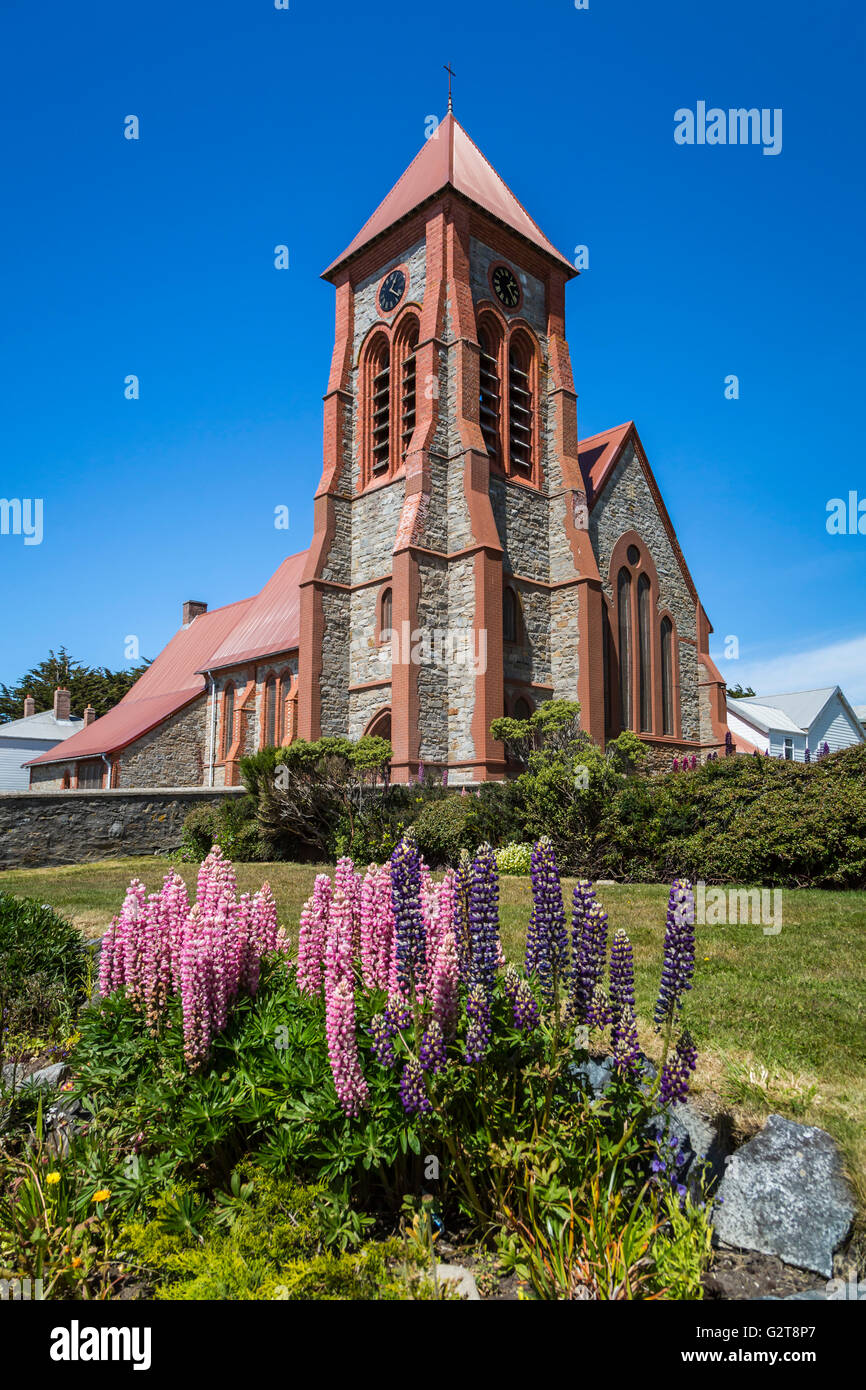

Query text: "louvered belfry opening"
[370, 340, 391, 474]
[400, 319, 419, 461]
[478, 324, 501, 463]
[508, 337, 532, 473]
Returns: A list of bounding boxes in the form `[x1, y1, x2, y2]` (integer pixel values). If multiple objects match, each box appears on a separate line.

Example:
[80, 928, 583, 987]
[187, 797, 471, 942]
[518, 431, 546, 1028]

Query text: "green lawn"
[3, 857, 865, 1214]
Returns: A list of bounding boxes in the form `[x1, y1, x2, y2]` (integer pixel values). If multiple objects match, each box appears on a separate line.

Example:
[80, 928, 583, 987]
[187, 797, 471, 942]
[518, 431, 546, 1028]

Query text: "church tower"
[298, 114, 610, 782]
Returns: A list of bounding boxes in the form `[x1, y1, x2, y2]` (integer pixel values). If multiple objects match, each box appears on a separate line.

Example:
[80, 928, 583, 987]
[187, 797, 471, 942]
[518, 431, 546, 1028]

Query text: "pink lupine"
[334, 857, 362, 953]
[97, 920, 117, 998]
[325, 887, 355, 1001]
[118, 879, 148, 1002]
[180, 906, 212, 1068]
[208, 904, 230, 1033]
[251, 882, 278, 955]
[359, 864, 382, 989]
[325, 976, 369, 1118]
[235, 893, 260, 996]
[196, 845, 238, 919]
[296, 874, 332, 994]
[425, 871, 455, 992]
[141, 892, 172, 1031]
[373, 863, 395, 990]
[160, 870, 190, 993]
[431, 930, 459, 1040]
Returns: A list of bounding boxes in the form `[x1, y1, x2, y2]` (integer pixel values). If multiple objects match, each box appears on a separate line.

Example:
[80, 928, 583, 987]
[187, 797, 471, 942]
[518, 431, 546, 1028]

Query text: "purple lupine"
[805, 745, 811, 764]
[399, 1058, 431, 1114]
[586, 984, 613, 1031]
[524, 837, 568, 1004]
[390, 831, 426, 999]
[419, 1018, 447, 1075]
[609, 928, 636, 1044]
[503, 964, 540, 1033]
[672, 757, 679, 773]
[725, 730, 733, 758]
[368, 1012, 396, 1067]
[654, 879, 696, 1028]
[468, 843, 500, 999]
[464, 983, 492, 1063]
[569, 885, 608, 1024]
[659, 1029, 698, 1104]
[612, 1004, 641, 1076]
[822, 741, 830, 759]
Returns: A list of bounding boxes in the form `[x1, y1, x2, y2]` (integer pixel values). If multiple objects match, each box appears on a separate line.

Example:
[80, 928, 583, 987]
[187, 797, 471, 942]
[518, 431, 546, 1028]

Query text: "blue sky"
[1, 0, 864, 701]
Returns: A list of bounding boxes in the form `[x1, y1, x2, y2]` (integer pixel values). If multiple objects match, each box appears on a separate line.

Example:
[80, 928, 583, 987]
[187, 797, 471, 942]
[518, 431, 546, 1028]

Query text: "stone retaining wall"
[0, 788, 246, 870]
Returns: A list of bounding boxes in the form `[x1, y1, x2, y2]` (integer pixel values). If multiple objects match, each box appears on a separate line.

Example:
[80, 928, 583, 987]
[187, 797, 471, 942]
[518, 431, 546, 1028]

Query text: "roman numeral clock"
[491, 263, 521, 309]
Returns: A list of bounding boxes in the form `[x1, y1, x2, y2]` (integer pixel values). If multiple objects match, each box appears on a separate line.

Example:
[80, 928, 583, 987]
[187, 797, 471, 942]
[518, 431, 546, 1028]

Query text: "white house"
[726, 687, 866, 762]
[0, 690, 93, 790]
[854, 704, 866, 733]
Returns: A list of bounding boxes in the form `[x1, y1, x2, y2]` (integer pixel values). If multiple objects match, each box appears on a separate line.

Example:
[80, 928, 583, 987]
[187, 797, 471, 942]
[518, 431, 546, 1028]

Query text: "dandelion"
[92, 1189, 111, 1203]
[46, 1172, 61, 1185]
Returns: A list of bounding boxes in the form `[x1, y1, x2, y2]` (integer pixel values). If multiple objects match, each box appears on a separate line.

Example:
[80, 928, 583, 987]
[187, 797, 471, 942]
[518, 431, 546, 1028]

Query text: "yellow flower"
[92, 1188, 111, 1203]
[71, 1256, 82, 1269]
[46, 1172, 61, 1185]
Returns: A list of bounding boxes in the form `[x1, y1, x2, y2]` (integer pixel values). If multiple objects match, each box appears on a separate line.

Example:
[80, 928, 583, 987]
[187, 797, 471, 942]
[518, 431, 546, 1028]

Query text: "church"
[28, 112, 728, 792]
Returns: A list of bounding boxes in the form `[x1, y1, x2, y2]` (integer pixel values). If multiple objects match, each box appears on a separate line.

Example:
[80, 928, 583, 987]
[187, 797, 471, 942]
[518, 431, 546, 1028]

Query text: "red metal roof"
[28, 551, 308, 768]
[199, 550, 306, 672]
[323, 113, 575, 277]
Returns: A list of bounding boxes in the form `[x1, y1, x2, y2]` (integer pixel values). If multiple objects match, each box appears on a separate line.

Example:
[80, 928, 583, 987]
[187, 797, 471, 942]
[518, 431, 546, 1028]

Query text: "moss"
[120, 1170, 416, 1301]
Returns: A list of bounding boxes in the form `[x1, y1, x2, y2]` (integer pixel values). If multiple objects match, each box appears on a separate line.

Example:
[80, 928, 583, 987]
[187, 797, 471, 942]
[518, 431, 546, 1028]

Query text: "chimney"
[23, 694, 36, 717]
[83, 705, 96, 726]
[183, 599, 208, 627]
[53, 687, 71, 721]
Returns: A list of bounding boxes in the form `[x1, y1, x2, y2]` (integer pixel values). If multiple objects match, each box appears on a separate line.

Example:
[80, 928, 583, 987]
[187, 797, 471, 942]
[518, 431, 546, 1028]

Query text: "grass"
[3, 856, 865, 1220]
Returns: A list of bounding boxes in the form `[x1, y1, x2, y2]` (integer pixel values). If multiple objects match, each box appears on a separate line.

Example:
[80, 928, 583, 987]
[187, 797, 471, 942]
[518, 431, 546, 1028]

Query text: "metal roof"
[199, 551, 306, 672]
[734, 688, 838, 732]
[323, 113, 575, 278]
[726, 697, 807, 736]
[27, 596, 254, 766]
[0, 711, 84, 742]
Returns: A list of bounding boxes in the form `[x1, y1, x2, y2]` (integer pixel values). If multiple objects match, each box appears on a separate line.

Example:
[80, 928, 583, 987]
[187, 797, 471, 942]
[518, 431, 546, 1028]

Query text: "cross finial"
[444, 62, 456, 113]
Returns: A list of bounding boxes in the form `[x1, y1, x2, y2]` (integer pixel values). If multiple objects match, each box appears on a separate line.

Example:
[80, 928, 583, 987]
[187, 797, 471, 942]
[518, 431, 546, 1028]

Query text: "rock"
[571, 1056, 615, 1096]
[674, 1100, 731, 1191]
[435, 1263, 481, 1300]
[21, 1062, 68, 1091]
[713, 1114, 855, 1277]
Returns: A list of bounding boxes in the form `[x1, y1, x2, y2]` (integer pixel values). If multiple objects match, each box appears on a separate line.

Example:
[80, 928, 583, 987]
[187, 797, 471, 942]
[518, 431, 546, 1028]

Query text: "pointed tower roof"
[323, 113, 575, 278]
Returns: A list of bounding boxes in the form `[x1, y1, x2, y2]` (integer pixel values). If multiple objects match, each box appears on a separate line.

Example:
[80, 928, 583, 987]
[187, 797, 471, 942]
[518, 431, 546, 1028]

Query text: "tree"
[726, 684, 756, 700]
[0, 647, 150, 724]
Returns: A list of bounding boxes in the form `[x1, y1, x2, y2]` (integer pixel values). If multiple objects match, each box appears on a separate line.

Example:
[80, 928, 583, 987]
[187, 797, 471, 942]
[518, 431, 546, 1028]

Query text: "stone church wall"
[589, 440, 701, 742]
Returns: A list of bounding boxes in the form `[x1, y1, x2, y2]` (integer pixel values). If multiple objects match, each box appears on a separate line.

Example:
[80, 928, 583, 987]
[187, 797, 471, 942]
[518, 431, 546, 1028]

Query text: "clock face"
[491, 264, 521, 309]
[378, 268, 406, 313]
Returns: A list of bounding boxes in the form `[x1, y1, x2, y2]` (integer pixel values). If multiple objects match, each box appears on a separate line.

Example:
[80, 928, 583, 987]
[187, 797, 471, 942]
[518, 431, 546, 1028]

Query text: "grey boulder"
[713, 1114, 855, 1278]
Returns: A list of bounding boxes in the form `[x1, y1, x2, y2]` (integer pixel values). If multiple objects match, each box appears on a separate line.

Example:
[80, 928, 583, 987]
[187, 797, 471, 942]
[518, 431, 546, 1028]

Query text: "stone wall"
[0, 788, 245, 870]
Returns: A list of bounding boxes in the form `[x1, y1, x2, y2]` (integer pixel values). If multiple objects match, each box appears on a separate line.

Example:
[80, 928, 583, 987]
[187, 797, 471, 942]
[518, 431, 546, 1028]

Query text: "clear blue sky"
[1, 0, 864, 700]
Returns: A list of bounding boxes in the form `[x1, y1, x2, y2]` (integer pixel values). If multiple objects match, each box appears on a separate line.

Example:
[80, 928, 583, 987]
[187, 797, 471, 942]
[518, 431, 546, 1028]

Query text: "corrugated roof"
[200, 551, 306, 672]
[27, 597, 254, 766]
[0, 711, 84, 742]
[736, 688, 837, 732]
[323, 113, 575, 277]
[726, 697, 805, 736]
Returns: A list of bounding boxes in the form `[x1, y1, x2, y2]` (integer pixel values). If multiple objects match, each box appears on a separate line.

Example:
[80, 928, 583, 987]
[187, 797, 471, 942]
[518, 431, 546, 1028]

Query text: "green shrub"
[178, 797, 268, 863]
[495, 842, 534, 875]
[0, 894, 88, 1046]
[413, 795, 480, 865]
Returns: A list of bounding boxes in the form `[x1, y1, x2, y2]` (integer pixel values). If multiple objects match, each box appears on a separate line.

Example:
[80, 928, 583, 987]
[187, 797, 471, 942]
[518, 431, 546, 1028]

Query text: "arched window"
[478, 322, 501, 463]
[503, 586, 518, 643]
[369, 337, 390, 474]
[399, 319, 419, 462]
[380, 586, 393, 636]
[617, 567, 633, 730]
[661, 617, 675, 736]
[513, 696, 532, 722]
[638, 574, 652, 732]
[263, 676, 277, 748]
[508, 336, 533, 472]
[61, 769, 71, 790]
[222, 683, 235, 759]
